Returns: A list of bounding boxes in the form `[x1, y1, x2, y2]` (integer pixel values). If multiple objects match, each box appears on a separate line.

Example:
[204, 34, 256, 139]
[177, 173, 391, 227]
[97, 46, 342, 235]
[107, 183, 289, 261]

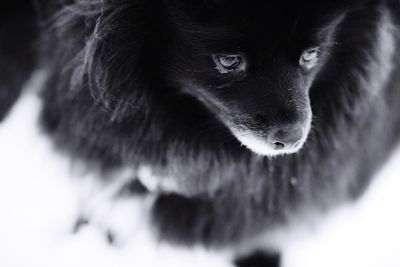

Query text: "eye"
[299, 47, 321, 70]
[214, 54, 245, 73]
[218, 55, 241, 69]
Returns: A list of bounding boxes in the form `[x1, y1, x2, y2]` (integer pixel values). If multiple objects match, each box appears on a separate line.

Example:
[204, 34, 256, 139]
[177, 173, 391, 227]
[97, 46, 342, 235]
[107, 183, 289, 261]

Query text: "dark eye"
[299, 47, 321, 70]
[214, 54, 245, 73]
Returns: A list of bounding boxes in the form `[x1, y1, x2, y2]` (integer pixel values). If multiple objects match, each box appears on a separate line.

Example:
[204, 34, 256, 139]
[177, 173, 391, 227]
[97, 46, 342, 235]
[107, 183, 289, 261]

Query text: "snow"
[284, 146, 400, 267]
[0, 73, 400, 267]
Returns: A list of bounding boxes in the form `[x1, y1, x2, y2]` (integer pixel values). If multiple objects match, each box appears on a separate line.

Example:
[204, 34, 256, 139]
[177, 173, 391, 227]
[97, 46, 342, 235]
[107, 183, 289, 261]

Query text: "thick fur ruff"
[2, 0, 400, 249]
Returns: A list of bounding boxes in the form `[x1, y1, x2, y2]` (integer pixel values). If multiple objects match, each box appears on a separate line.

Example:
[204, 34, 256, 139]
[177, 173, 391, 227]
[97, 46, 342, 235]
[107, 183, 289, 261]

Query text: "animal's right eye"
[213, 54, 246, 74]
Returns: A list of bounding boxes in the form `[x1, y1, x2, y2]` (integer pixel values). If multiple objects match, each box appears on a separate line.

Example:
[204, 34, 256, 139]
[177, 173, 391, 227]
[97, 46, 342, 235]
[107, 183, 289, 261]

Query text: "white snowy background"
[1, 73, 400, 267]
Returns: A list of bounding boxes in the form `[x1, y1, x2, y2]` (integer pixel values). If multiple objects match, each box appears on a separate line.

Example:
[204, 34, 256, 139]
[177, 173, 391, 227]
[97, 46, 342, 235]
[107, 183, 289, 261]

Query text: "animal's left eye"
[214, 54, 245, 73]
[299, 47, 321, 70]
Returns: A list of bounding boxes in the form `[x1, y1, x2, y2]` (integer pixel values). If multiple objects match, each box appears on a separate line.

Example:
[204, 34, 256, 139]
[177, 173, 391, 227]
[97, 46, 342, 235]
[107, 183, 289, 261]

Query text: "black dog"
[2, 0, 400, 264]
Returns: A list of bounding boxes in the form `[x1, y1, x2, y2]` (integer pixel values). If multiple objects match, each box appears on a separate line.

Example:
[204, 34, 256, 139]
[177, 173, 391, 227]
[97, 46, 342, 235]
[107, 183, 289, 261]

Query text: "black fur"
[0, 1, 38, 121]
[2, 0, 400, 253]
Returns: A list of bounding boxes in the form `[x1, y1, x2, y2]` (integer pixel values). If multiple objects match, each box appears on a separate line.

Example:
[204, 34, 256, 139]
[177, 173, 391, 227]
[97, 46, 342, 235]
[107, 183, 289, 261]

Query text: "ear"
[48, 1, 164, 121]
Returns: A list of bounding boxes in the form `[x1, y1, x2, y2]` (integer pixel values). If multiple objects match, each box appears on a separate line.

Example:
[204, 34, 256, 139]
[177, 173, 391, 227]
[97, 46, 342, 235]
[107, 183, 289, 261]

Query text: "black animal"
[1, 0, 400, 265]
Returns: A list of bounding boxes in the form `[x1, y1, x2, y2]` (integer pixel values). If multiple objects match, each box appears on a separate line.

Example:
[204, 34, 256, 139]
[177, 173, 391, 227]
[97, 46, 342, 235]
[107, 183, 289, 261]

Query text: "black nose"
[269, 125, 304, 150]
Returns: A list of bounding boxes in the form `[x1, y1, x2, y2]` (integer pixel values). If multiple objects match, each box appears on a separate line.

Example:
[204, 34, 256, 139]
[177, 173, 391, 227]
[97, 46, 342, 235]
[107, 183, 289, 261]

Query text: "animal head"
[159, 0, 349, 156]
[50, 0, 351, 158]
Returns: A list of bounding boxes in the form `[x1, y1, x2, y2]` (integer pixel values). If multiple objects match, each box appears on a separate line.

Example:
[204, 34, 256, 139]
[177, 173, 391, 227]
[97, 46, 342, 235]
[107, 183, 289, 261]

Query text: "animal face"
[164, 0, 343, 156]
